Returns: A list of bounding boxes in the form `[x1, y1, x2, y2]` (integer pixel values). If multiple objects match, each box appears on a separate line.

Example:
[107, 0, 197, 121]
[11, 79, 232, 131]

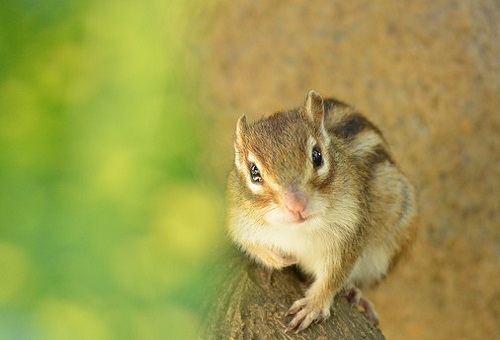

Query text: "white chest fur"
[231, 213, 351, 276]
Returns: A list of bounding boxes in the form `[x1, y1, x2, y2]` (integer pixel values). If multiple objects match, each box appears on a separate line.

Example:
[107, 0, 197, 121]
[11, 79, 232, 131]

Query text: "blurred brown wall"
[204, 1, 500, 339]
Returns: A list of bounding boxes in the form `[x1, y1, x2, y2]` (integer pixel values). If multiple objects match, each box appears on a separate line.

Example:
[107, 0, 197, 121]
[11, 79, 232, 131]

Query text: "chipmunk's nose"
[283, 191, 308, 216]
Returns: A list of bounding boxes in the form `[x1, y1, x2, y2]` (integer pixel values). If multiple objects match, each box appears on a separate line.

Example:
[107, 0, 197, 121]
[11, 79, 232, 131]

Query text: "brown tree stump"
[202, 256, 384, 339]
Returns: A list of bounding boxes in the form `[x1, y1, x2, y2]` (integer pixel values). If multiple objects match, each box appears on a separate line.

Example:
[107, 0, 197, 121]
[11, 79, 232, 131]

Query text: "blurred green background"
[0, 0, 224, 338]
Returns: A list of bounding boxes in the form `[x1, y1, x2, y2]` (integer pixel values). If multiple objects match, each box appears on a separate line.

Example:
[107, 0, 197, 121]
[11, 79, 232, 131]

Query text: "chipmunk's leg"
[245, 244, 297, 269]
[345, 286, 379, 326]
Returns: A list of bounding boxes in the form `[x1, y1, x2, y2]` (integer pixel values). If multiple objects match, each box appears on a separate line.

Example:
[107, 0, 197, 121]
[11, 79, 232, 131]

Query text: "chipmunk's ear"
[303, 90, 325, 128]
[234, 115, 249, 168]
[234, 115, 248, 156]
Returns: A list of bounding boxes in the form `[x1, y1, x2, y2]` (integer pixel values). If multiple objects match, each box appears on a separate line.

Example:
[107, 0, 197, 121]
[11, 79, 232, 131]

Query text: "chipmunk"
[227, 90, 417, 332]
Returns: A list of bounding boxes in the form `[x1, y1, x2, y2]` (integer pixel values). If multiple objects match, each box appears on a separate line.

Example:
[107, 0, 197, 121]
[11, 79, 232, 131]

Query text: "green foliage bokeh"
[0, 1, 223, 338]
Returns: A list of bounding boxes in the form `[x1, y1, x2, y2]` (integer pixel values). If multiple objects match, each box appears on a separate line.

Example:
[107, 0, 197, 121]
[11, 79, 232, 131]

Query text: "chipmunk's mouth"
[264, 206, 316, 225]
[297, 214, 307, 223]
[291, 217, 306, 224]
[291, 212, 311, 224]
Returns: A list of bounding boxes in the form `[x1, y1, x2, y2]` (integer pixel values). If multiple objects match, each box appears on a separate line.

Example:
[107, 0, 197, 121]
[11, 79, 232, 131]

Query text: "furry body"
[227, 91, 417, 332]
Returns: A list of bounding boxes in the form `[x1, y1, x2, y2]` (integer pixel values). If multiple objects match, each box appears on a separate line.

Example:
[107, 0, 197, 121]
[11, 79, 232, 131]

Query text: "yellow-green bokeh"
[0, 0, 223, 338]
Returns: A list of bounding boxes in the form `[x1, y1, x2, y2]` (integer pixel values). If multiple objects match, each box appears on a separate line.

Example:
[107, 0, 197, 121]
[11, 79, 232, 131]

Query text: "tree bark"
[202, 256, 384, 339]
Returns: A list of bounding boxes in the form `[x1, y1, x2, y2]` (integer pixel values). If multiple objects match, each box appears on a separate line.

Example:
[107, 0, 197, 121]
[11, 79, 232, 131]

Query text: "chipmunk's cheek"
[264, 206, 296, 225]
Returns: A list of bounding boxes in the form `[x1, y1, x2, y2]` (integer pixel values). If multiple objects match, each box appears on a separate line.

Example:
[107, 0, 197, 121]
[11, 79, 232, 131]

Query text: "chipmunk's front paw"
[285, 297, 331, 333]
[246, 244, 297, 269]
[259, 251, 297, 269]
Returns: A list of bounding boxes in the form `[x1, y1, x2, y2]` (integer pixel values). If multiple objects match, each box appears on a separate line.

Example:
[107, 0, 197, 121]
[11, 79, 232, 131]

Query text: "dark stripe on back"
[365, 145, 394, 167]
[333, 113, 384, 141]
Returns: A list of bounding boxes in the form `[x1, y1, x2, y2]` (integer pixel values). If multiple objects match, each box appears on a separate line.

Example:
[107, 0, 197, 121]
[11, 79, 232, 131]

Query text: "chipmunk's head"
[232, 90, 334, 225]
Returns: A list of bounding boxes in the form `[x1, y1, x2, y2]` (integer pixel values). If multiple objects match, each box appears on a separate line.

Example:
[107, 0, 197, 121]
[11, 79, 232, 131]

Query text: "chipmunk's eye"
[249, 163, 263, 183]
[312, 146, 323, 168]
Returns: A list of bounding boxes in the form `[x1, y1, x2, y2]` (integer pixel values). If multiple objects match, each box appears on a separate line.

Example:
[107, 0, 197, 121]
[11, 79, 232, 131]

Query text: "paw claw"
[296, 315, 314, 333]
[285, 320, 298, 332]
[286, 297, 307, 315]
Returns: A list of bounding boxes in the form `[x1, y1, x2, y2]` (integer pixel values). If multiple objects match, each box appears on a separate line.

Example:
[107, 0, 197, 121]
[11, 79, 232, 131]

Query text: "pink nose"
[283, 191, 308, 215]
